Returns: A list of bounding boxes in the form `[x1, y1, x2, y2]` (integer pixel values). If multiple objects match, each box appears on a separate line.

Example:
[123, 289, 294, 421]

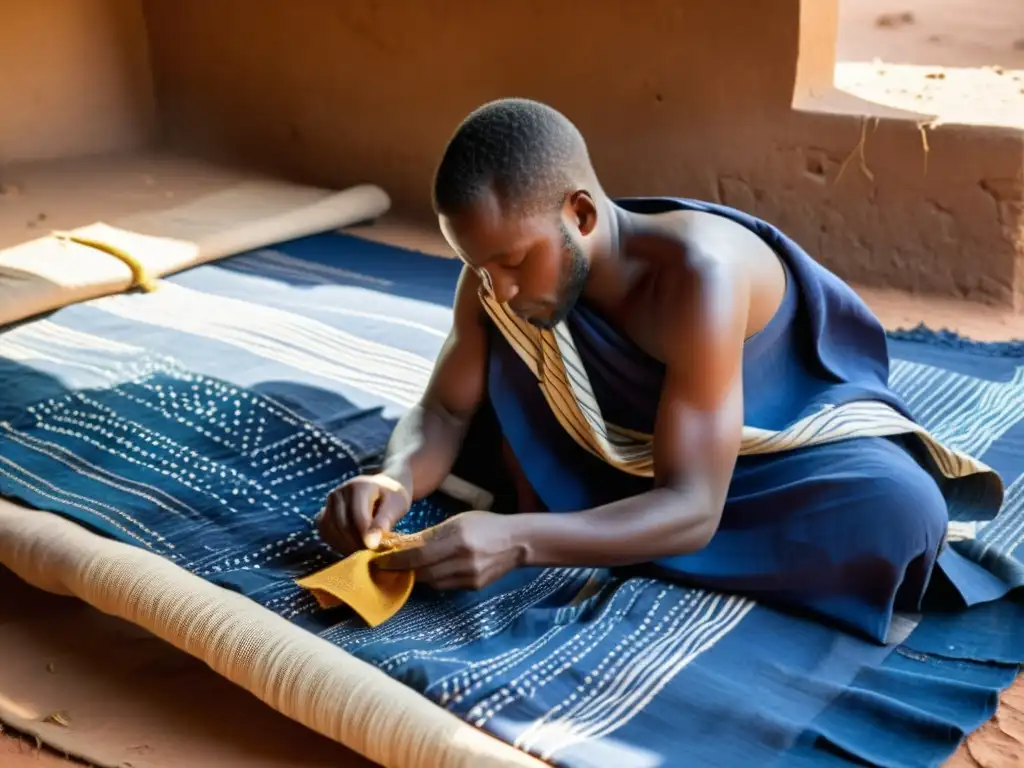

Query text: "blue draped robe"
[480, 197, 994, 644]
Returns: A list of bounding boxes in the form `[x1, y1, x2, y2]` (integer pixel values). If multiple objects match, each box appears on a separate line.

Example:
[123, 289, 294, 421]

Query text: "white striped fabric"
[479, 293, 1001, 503]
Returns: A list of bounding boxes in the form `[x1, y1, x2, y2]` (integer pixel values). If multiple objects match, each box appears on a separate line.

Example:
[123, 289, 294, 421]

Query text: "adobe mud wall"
[0, 0, 156, 164]
[146, 1, 1022, 307]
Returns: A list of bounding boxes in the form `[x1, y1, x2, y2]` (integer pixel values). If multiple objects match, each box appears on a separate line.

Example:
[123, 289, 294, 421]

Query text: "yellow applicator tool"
[296, 530, 425, 628]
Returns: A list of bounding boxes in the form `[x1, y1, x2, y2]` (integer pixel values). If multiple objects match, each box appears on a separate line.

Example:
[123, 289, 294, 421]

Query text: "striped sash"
[480, 292, 1003, 533]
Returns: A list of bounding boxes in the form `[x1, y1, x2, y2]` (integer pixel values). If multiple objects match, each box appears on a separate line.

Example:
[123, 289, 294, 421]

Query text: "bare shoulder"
[658, 210, 779, 273]
[644, 210, 786, 341]
[630, 211, 751, 318]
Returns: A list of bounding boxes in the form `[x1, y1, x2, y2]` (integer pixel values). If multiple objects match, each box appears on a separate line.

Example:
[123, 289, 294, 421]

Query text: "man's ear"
[567, 190, 598, 237]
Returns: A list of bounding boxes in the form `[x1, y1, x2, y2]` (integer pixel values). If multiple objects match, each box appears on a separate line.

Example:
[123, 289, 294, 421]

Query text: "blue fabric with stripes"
[0, 228, 1022, 768]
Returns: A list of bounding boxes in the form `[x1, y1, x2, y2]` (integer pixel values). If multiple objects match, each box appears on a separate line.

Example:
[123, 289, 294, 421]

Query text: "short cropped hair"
[432, 98, 590, 216]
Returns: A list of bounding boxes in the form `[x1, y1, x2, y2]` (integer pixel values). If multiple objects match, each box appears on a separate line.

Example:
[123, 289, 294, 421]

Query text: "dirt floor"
[835, 0, 1024, 126]
[837, 0, 1024, 69]
[1, 731, 73, 768]
[0, 565, 372, 768]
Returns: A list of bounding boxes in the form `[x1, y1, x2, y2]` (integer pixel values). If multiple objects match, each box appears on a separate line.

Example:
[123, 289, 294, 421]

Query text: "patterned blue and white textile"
[1, 232, 1022, 768]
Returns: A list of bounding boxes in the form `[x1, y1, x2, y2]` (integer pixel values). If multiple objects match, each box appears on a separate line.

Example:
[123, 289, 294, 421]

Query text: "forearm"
[379, 403, 470, 500]
[517, 487, 720, 568]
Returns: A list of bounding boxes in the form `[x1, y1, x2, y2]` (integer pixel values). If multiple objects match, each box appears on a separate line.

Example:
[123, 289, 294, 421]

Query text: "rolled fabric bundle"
[0, 180, 391, 327]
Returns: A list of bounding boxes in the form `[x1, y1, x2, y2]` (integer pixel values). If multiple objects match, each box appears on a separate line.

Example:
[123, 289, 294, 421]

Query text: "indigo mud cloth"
[1, 233, 1023, 767]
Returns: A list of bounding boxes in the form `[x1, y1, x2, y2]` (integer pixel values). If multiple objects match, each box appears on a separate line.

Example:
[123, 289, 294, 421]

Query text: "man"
[317, 98, 1000, 643]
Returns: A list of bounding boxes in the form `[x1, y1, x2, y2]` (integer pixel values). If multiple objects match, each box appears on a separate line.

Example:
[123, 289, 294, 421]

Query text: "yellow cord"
[52, 230, 159, 293]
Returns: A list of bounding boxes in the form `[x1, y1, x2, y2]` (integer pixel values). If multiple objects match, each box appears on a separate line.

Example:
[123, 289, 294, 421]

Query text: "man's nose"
[489, 271, 519, 304]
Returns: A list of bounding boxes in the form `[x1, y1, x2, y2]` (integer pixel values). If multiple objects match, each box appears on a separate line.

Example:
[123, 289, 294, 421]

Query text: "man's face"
[439, 190, 591, 329]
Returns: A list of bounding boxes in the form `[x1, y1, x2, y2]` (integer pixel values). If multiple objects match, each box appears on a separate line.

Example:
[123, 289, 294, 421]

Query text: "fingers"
[368, 490, 410, 540]
[316, 478, 380, 554]
[413, 558, 504, 591]
[374, 543, 430, 572]
[316, 474, 414, 554]
[414, 558, 478, 589]
[316, 491, 359, 554]
[376, 529, 458, 571]
[355, 474, 411, 549]
[345, 481, 380, 545]
[375, 547, 475, 588]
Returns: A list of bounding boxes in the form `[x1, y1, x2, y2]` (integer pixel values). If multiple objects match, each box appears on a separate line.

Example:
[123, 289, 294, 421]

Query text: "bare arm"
[517, 243, 749, 567]
[380, 266, 489, 499]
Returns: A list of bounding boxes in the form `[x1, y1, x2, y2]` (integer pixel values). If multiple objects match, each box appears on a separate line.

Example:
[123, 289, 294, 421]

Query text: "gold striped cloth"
[479, 292, 1004, 536]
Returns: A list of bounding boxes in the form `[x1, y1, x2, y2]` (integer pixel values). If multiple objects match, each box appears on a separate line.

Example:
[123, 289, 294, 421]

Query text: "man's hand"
[375, 511, 526, 590]
[316, 473, 412, 554]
